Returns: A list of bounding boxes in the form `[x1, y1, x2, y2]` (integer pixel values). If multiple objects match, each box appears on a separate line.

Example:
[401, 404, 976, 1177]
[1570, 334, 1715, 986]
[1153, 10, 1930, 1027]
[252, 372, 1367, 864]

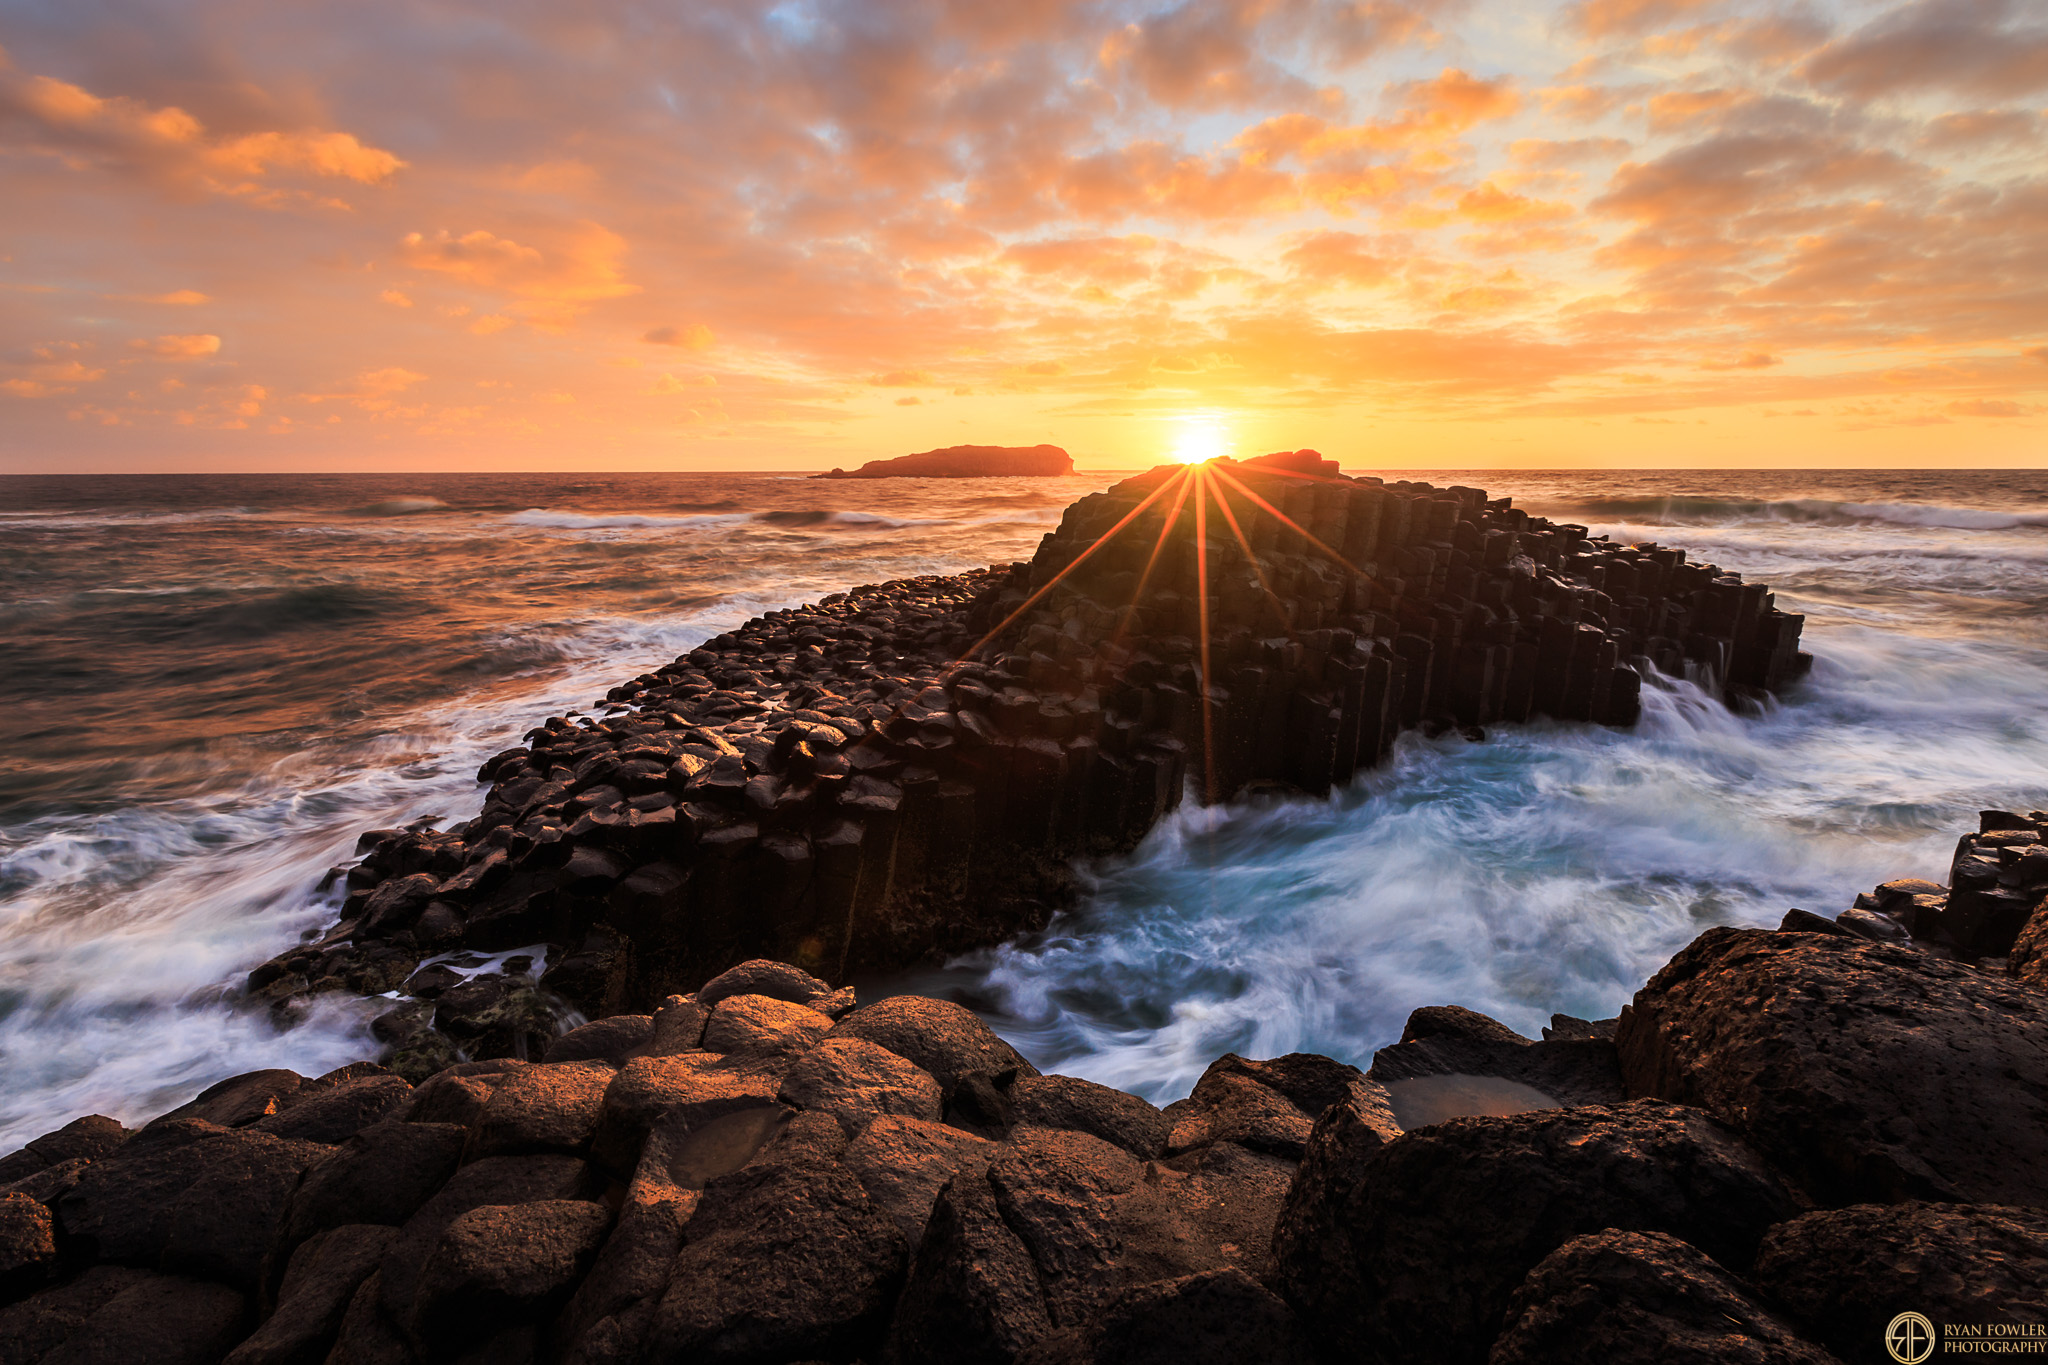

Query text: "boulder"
[1099, 1138, 1299, 1288]
[779, 1037, 943, 1134]
[0, 1193, 55, 1297]
[1017, 1267, 1314, 1365]
[843, 1115, 995, 1246]
[587, 1054, 780, 1177]
[2, 1158, 94, 1209]
[647, 1152, 908, 1363]
[700, 994, 833, 1060]
[1168, 1054, 1390, 1160]
[250, 1075, 412, 1145]
[984, 1129, 1143, 1329]
[2013, 898, 2048, 991]
[1490, 1230, 1841, 1365]
[1754, 1202, 2048, 1361]
[1006, 1075, 1170, 1160]
[0, 1117, 128, 1186]
[151, 1070, 305, 1130]
[885, 1161, 1054, 1365]
[27, 1272, 248, 1365]
[222, 1223, 394, 1365]
[828, 995, 1037, 1092]
[1272, 1100, 1800, 1365]
[0, 1266, 158, 1365]
[647, 996, 709, 1055]
[1615, 927, 2048, 1206]
[401, 1061, 524, 1128]
[696, 960, 832, 1009]
[542, 1015, 654, 1066]
[280, 1119, 467, 1249]
[55, 1119, 330, 1293]
[376, 1153, 602, 1332]
[410, 1199, 611, 1353]
[468, 1061, 614, 1159]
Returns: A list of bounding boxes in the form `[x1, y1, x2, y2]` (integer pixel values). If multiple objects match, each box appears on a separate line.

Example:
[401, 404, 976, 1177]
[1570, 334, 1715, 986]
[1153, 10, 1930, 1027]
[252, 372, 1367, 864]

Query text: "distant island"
[813, 443, 1073, 479]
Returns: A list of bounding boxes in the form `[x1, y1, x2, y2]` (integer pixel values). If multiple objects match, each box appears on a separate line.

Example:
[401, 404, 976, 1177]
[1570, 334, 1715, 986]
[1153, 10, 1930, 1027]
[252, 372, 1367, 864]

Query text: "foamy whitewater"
[3, 468, 2046, 1144]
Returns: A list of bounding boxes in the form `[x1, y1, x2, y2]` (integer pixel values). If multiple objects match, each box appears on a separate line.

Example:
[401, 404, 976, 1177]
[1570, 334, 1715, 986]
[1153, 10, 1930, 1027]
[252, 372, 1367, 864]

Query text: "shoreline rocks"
[5, 804, 2046, 1363]
[813, 444, 1076, 479]
[250, 452, 1812, 1072]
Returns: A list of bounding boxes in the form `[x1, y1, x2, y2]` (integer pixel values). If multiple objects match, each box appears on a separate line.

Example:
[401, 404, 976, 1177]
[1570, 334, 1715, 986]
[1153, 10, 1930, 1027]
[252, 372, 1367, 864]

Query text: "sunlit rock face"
[248, 450, 1807, 1063]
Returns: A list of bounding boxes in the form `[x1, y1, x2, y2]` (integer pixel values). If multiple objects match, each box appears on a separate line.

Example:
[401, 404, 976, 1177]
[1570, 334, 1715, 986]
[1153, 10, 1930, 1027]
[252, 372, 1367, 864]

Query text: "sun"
[1171, 416, 1230, 465]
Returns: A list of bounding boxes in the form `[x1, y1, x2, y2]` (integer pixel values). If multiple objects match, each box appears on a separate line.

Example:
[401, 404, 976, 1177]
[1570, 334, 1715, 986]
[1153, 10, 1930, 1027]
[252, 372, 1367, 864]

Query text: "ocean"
[3, 467, 2046, 1146]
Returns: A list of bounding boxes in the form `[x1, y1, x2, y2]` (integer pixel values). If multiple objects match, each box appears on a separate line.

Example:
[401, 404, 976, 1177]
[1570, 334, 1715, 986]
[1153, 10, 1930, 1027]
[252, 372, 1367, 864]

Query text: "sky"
[0, 0, 2044, 472]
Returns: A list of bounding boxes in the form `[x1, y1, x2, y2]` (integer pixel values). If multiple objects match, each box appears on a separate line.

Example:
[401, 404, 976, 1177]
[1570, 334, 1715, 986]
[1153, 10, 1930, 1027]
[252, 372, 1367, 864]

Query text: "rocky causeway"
[5, 454, 2044, 1364]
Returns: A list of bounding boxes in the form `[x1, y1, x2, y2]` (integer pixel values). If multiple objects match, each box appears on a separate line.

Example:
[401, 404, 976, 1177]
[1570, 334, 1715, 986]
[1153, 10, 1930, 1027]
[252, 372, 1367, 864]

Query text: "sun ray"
[1205, 473, 1296, 640]
[1192, 462, 1219, 804]
[954, 463, 1192, 665]
[1210, 465, 1360, 573]
[1111, 467, 1197, 646]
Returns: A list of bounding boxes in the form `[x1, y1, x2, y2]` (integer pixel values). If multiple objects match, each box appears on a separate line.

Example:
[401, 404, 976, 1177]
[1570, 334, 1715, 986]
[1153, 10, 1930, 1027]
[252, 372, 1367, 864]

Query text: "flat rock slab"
[1755, 1202, 2048, 1363]
[1491, 1230, 1842, 1365]
[1616, 926, 2048, 1207]
[1272, 1099, 1798, 1365]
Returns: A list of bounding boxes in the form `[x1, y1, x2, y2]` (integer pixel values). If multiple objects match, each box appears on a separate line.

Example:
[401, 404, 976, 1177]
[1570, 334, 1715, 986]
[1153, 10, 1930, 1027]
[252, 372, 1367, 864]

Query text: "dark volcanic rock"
[250, 1074, 411, 1145]
[55, 1119, 330, 1293]
[0, 1193, 56, 1297]
[280, 1118, 467, 1250]
[1017, 1267, 1315, 1365]
[829, 995, 1037, 1093]
[647, 1152, 908, 1363]
[696, 959, 833, 1009]
[1167, 1052, 1388, 1159]
[224, 1223, 394, 1365]
[410, 1199, 611, 1353]
[1006, 1074, 1170, 1159]
[842, 1115, 995, 1246]
[1369, 1006, 1625, 1117]
[778, 1036, 943, 1134]
[0, 1116, 128, 1186]
[23, 1271, 248, 1365]
[542, 1014, 654, 1065]
[1615, 926, 2048, 1206]
[1271, 1100, 1800, 1365]
[469, 1060, 614, 1159]
[376, 1153, 603, 1334]
[1754, 1202, 2048, 1363]
[1490, 1230, 1842, 1365]
[886, 1157, 1056, 1365]
[153, 1070, 305, 1130]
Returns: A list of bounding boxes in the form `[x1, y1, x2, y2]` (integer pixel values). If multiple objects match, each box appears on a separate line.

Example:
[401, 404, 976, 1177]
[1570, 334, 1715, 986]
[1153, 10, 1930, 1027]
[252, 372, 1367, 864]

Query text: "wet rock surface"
[1615, 926, 2048, 1207]
[1272, 1099, 1799, 1365]
[1490, 1230, 1841, 1365]
[244, 456, 1809, 1069]
[1754, 1203, 2048, 1364]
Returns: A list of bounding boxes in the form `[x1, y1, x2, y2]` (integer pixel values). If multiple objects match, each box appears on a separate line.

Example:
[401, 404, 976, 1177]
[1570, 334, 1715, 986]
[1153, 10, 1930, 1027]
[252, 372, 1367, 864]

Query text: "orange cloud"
[1804, 0, 2048, 99]
[644, 324, 715, 349]
[0, 64, 402, 199]
[128, 333, 221, 357]
[398, 223, 635, 327]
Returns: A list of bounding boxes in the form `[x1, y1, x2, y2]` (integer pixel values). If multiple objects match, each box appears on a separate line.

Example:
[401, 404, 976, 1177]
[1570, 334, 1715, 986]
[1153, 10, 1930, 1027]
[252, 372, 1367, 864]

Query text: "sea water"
[2, 468, 2045, 1145]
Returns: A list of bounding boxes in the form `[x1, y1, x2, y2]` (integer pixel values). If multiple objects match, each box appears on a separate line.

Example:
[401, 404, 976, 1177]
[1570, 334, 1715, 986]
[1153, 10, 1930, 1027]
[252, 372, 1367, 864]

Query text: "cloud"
[644, 324, 715, 349]
[1, 341, 106, 398]
[1803, 0, 2048, 100]
[1700, 350, 1781, 370]
[870, 369, 933, 386]
[1510, 137, 1632, 166]
[128, 333, 220, 357]
[106, 289, 209, 304]
[0, 64, 403, 199]
[398, 222, 635, 326]
[1281, 229, 1400, 285]
[893, 395, 922, 405]
[1945, 397, 2028, 416]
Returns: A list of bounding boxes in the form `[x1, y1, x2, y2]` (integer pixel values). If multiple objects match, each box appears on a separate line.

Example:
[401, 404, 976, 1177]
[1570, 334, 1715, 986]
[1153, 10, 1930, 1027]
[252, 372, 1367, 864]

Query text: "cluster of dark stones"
[244, 451, 1811, 1079]
[1793, 808, 2048, 970]
[6, 824, 2045, 1364]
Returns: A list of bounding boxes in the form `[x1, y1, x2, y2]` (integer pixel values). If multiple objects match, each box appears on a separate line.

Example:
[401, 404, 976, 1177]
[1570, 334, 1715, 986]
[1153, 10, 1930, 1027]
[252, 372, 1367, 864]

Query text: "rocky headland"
[813, 445, 1076, 479]
[10, 455, 2045, 1364]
